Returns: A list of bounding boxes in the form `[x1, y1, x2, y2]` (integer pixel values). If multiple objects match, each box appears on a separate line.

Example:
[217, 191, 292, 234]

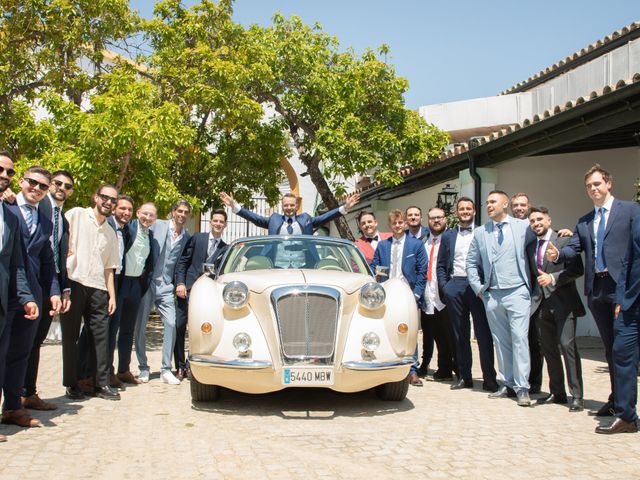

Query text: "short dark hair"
[405, 205, 422, 215]
[488, 190, 509, 199]
[357, 210, 376, 225]
[456, 196, 475, 209]
[172, 199, 192, 212]
[528, 206, 550, 216]
[584, 164, 612, 183]
[25, 165, 52, 182]
[51, 169, 74, 185]
[95, 183, 118, 196]
[0, 150, 14, 162]
[210, 208, 227, 221]
[117, 194, 134, 207]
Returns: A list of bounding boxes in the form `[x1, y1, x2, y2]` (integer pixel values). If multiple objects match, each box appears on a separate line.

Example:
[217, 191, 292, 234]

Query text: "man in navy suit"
[371, 209, 428, 386]
[220, 191, 359, 235]
[0, 165, 60, 428]
[467, 190, 538, 407]
[22, 170, 74, 411]
[547, 164, 640, 417]
[175, 208, 228, 379]
[596, 215, 640, 434]
[437, 197, 498, 392]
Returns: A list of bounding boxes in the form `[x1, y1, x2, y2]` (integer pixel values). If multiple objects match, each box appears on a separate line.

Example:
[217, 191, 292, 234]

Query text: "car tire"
[375, 375, 409, 401]
[190, 374, 220, 402]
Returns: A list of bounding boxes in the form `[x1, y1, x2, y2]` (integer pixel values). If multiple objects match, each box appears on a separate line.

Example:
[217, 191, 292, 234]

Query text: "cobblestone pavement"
[1, 325, 638, 480]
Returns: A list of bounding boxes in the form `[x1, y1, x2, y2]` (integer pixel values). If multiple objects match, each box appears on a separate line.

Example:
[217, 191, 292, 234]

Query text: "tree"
[144, 1, 449, 239]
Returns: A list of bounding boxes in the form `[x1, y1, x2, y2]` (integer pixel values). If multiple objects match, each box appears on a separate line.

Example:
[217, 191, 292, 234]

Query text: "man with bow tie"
[174, 209, 228, 380]
[354, 211, 391, 263]
[219, 191, 360, 236]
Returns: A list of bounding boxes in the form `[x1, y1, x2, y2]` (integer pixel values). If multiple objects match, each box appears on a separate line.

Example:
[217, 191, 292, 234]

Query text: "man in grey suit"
[528, 207, 586, 412]
[467, 190, 538, 407]
[134, 200, 191, 385]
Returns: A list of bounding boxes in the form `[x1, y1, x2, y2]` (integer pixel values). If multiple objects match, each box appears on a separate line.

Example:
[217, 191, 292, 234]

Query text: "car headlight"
[223, 281, 249, 309]
[233, 332, 252, 353]
[359, 282, 385, 309]
[361, 332, 380, 352]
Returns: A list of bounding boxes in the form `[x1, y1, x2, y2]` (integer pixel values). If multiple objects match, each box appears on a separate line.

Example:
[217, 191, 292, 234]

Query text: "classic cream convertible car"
[188, 235, 419, 402]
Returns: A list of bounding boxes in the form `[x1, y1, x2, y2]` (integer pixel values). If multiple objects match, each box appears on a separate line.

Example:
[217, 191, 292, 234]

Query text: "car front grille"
[271, 286, 340, 363]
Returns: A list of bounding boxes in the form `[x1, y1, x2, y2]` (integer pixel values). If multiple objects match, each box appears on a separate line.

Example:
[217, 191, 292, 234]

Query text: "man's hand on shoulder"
[1, 187, 16, 204]
[557, 228, 573, 237]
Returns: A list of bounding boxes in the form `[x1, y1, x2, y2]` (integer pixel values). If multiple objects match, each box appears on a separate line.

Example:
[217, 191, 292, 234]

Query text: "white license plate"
[283, 368, 334, 386]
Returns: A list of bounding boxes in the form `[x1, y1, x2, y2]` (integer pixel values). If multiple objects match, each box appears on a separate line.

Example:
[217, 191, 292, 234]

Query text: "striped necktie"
[53, 206, 60, 272]
[23, 204, 37, 235]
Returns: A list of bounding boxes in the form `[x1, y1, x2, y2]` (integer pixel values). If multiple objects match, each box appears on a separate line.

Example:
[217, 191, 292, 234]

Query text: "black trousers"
[61, 281, 110, 388]
[420, 307, 456, 374]
[24, 297, 55, 397]
[535, 302, 583, 399]
[588, 274, 617, 402]
[528, 314, 544, 390]
[174, 296, 188, 370]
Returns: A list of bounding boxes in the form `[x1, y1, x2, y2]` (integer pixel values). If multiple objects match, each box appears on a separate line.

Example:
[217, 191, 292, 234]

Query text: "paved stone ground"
[1, 322, 639, 479]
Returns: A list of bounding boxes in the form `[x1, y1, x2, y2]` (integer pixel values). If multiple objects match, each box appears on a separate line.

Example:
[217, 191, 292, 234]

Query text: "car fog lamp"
[233, 332, 252, 353]
[223, 281, 249, 309]
[201, 322, 213, 334]
[361, 332, 380, 352]
[397, 323, 408, 334]
[359, 282, 385, 310]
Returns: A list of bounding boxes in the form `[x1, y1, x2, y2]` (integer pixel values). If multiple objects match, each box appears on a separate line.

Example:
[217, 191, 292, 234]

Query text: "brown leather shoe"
[175, 369, 184, 381]
[408, 373, 423, 387]
[1, 408, 42, 427]
[595, 418, 638, 434]
[110, 374, 124, 389]
[22, 394, 57, 411]
[117, 371, 142, 385]
[78, 377, 95, 396]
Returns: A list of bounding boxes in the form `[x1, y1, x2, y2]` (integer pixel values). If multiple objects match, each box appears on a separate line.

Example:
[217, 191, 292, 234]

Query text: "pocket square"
[406, 253, 415, 258]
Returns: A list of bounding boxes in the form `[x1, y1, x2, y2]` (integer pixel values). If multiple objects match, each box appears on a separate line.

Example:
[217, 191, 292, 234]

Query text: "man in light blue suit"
[371, 209, 428, 386]
[466, 190, 538, 407]
[220, 191, 359, 235]
[134, 200, 191, 385]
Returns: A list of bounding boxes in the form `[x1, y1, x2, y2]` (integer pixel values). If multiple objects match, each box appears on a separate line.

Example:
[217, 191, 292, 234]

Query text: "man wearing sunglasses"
[22, 170, 74, 411]
[0, 165, 60, 429]
[0, 153, 39, 441]
[61, 184, 121, 401]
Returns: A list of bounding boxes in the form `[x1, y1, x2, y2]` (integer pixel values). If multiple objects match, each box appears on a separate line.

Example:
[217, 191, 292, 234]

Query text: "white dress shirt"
[0, 203, 4, 252]
[424, 234, 445, 314]
[593, 196, 614, 267]
[452, 225, 474, 277]
[389, 235, 406, 280]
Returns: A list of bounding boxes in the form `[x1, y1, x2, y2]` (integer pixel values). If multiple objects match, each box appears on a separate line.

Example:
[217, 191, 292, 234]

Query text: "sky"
[129, 1, 639, 109]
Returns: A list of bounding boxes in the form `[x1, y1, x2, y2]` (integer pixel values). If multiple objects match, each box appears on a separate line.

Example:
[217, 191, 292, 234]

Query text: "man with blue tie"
[596, 215, 640, 434]
[135, 200, 191, 385]
[1, 166, 61, 427]
[467, 190, 538, 407]
[547, 164, 640, 417]
[437, 197, 498, 392]
[371, 209, 428, 386]
[175, 209, 228, 379]
[219, 191, 360, 235]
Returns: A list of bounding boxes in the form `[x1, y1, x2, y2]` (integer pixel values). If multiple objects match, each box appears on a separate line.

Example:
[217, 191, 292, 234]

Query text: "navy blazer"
[38, 195, 70, 291]
[616, 215, 640, 311]
[370, 233, 428, 308]
[559, 198, 640, 297]
[236, 206, 343, 235]
[6, 202, 60, 307]
[0, 204, 34, 326]
[121, 219, 154, 296]
[175, 233, 227, 291]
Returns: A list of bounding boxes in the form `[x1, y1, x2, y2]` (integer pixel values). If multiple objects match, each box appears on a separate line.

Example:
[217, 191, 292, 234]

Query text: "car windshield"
[220, 236, 371, 274]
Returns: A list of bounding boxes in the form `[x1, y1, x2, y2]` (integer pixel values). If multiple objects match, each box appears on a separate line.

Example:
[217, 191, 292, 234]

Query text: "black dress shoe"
[482, 380, 499, 392]
[589, 401, 615, 417]
[65, 386, 84, 400]
[569, 398, 584, 412]
[432, 370, 454, 381]
[595, 418, 638, 434]
[95, 385, 121, 401]
[536, 393, 568, 405]
[529, 385, 542, 395]
[451, 378, 473, 390]
[416, 365, 429, 378]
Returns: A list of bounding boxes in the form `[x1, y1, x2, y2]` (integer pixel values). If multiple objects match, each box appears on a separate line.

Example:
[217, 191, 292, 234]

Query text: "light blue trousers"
[483, 285, 531, 393]
[134, 280, 177, 373]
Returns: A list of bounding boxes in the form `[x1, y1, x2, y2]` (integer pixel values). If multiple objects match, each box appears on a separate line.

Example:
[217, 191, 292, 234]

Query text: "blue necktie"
[595, 207, 607, 271]
[24, 204, 36, 235]
[286, 218, 294, 235]
[496, 222, 505, 245]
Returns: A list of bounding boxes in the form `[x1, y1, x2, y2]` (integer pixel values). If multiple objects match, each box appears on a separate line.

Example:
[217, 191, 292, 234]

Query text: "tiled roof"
[351, 72, 640, 197]
[500, 21, 639, 95]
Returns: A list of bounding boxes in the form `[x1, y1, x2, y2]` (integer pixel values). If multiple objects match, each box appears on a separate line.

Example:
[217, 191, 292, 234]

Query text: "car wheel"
[375, 375, 409, 401]
[190, 374, 220, 402]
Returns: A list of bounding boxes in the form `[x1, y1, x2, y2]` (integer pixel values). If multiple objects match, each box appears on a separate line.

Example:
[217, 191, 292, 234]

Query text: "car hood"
[219, 269, 372, 295]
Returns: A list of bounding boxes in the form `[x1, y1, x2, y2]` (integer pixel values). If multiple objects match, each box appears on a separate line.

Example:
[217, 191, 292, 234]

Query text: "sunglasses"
[97, 193, 117, 204]
[53, 179, 73, 190]
[0, 165, 16, 178]
[23, 177, 50, 191]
